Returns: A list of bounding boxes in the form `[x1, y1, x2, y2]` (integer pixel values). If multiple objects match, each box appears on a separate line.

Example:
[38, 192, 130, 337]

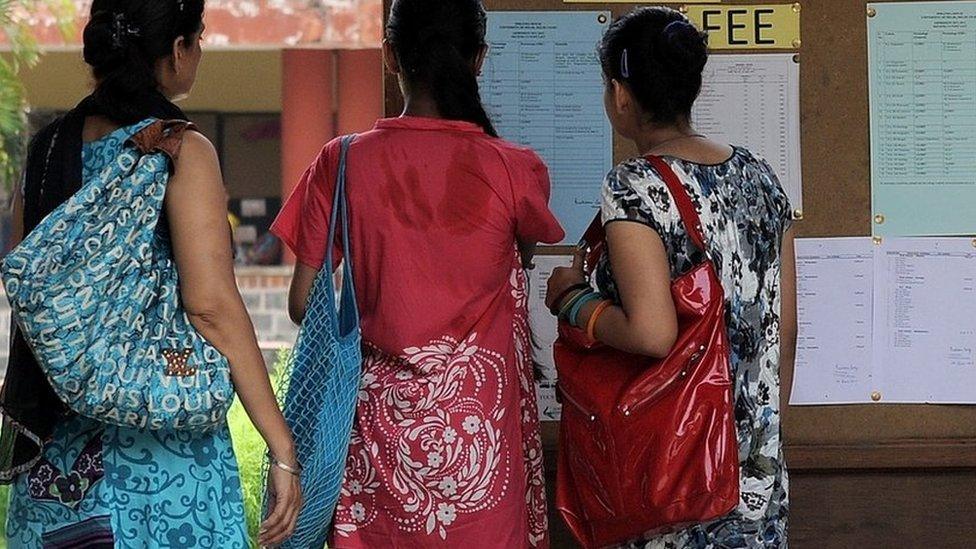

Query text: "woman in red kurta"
[271, 1, 564, 546]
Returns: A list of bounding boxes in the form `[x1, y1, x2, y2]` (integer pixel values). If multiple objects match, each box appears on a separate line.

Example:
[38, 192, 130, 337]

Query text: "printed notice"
[527, 255, 573, 421]
[480, 12, 613, 243]
[693, 53, 802, 211]
[873, 238, 976, 404]
[868, 2, 976, 236]
[791, 237, 976, 405]
[791, 238, 875, 405]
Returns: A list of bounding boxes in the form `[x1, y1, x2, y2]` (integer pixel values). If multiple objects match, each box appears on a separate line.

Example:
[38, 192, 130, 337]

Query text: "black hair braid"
[387, 0, 498, 137]
[83, 0, 205, 124]
[599, 7, 708, 125]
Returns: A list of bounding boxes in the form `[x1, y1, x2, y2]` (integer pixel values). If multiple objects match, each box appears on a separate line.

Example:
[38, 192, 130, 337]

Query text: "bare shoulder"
[172, 129, 221, 180]
[179, 130, 219, 164]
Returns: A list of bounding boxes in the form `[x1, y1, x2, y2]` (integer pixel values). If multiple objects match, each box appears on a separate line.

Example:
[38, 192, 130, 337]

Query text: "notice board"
[383, 1, 976, 545]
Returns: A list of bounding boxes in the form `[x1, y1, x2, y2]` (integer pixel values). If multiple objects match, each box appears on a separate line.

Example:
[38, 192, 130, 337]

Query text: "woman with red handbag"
[546, 7, 797, 549]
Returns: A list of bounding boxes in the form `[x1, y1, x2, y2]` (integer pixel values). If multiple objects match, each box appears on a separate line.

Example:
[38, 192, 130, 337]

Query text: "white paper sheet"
[693, 54, 803, 211]
[872, 238, 976, 404]
[790, 237, 976, 405]
[527, 255, 573, 421]
[480, 12, 613, 244]
[790, 238, 876, 405]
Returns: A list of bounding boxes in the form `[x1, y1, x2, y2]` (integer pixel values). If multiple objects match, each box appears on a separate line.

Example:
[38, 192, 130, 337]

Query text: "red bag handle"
[577, 156, 708, 268]
[644, 155, 708, 254]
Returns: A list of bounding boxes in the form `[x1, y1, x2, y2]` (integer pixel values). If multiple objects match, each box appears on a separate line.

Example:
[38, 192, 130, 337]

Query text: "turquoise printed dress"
[5, 128, 247, 548]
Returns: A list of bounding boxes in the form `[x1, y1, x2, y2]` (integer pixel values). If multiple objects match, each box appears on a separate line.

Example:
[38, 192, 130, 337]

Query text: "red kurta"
[272, 116, 564, 548]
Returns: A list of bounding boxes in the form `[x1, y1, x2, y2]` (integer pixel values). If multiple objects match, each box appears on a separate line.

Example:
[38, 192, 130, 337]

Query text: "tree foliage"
[0, 0, 75, 191]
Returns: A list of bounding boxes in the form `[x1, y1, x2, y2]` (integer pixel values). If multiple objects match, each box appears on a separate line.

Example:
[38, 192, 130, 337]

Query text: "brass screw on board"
[792, 3, 801, 13]
[871, 391, 882, 402]
[793, 209, 804, 220]
[867, 7, 877, 18]
[597, 14, 607, 24]
[679, 5, 688, 14]
[872, 236, 883, 246]
[792, 54, 800, 64]
[971, 238, 976, 249]
[874, 214, 886, 224]
[792, 39, 802, 49]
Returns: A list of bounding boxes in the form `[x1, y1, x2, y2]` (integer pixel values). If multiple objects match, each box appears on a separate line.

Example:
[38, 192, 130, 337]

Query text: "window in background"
[218, 113, 283, 266]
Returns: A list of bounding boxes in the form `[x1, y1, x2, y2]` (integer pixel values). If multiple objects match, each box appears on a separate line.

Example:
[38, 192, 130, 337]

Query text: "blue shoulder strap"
[326, 135, 359, 336]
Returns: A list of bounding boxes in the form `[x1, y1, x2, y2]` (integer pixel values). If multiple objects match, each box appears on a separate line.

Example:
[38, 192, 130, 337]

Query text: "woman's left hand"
[545, 249, 588, 313]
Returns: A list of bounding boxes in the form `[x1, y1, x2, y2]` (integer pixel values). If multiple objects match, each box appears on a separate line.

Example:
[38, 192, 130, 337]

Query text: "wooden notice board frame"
[382, 0, 976, 472]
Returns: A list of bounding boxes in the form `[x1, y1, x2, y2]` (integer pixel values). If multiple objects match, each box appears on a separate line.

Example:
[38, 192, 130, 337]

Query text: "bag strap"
[576, 156, 709, 271]
[325, 134, 358, 293]
[131, 119, 197, 164]
[644, 155, 708, 254]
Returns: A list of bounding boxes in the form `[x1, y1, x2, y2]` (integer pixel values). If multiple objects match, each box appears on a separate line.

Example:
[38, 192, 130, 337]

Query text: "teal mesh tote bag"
[0, 119, 234, 432]
[267, 134, 362, 548]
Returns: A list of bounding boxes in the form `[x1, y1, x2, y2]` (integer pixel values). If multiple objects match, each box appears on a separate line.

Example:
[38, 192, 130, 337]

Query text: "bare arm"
[547, 222, 679, 357]
[166, 132, 299, 545]
[778, 227, 798, 408]
[287, 262, 318, 325]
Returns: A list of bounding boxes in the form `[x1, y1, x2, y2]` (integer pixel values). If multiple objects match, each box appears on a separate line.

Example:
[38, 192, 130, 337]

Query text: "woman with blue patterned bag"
[0, 1, 302, 547]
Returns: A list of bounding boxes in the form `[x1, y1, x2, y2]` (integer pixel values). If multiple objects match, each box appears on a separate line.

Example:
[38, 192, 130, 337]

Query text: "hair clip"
[620, 48, 630, 79]
[111, 13, 141, 49]
[177, 0, 186, 12]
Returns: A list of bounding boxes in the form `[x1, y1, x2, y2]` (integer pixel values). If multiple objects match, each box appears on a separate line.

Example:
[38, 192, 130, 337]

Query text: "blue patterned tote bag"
[1, 119, 234, 432]
[266, 134, 363, 548]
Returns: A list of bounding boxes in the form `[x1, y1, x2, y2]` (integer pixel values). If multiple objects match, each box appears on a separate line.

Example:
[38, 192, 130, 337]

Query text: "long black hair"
[386, 0, 498, 137]
[83, 0, 205, 124]
[599, 7, 708, 125]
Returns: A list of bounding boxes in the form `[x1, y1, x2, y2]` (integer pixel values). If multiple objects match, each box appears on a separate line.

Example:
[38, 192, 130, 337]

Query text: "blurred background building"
[1, 0, 386, 362]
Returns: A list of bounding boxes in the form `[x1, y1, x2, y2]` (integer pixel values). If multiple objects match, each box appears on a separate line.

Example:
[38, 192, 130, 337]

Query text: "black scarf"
[0, 93, 187, 482]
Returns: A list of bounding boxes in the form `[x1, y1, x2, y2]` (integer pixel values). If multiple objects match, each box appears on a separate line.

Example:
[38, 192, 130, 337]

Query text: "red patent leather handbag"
[554, 155, 740, 548]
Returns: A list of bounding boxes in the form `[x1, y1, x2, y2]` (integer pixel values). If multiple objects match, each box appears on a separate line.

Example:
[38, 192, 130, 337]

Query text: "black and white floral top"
[597, 147, 793, 549]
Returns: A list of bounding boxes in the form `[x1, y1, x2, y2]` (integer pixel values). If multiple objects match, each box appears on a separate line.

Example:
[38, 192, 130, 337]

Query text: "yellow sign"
[684, 4, 801, 50]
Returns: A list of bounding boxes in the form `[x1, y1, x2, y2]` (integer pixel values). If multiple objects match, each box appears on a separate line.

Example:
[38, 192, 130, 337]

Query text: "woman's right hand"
[260, 460, 304, 547]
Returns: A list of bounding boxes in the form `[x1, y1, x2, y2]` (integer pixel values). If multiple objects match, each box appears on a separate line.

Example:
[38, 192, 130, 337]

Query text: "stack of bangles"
[551, 283, 614, 342]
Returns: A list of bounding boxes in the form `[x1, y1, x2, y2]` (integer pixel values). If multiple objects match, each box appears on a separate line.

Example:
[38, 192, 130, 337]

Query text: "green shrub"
[229, 348, 291, 547]
[0, 482, 7, 549]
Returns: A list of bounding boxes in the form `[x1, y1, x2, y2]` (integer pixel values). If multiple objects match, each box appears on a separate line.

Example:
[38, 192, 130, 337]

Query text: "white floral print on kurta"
[334, 333, 509, 541]
[511, 266, 550, 547]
